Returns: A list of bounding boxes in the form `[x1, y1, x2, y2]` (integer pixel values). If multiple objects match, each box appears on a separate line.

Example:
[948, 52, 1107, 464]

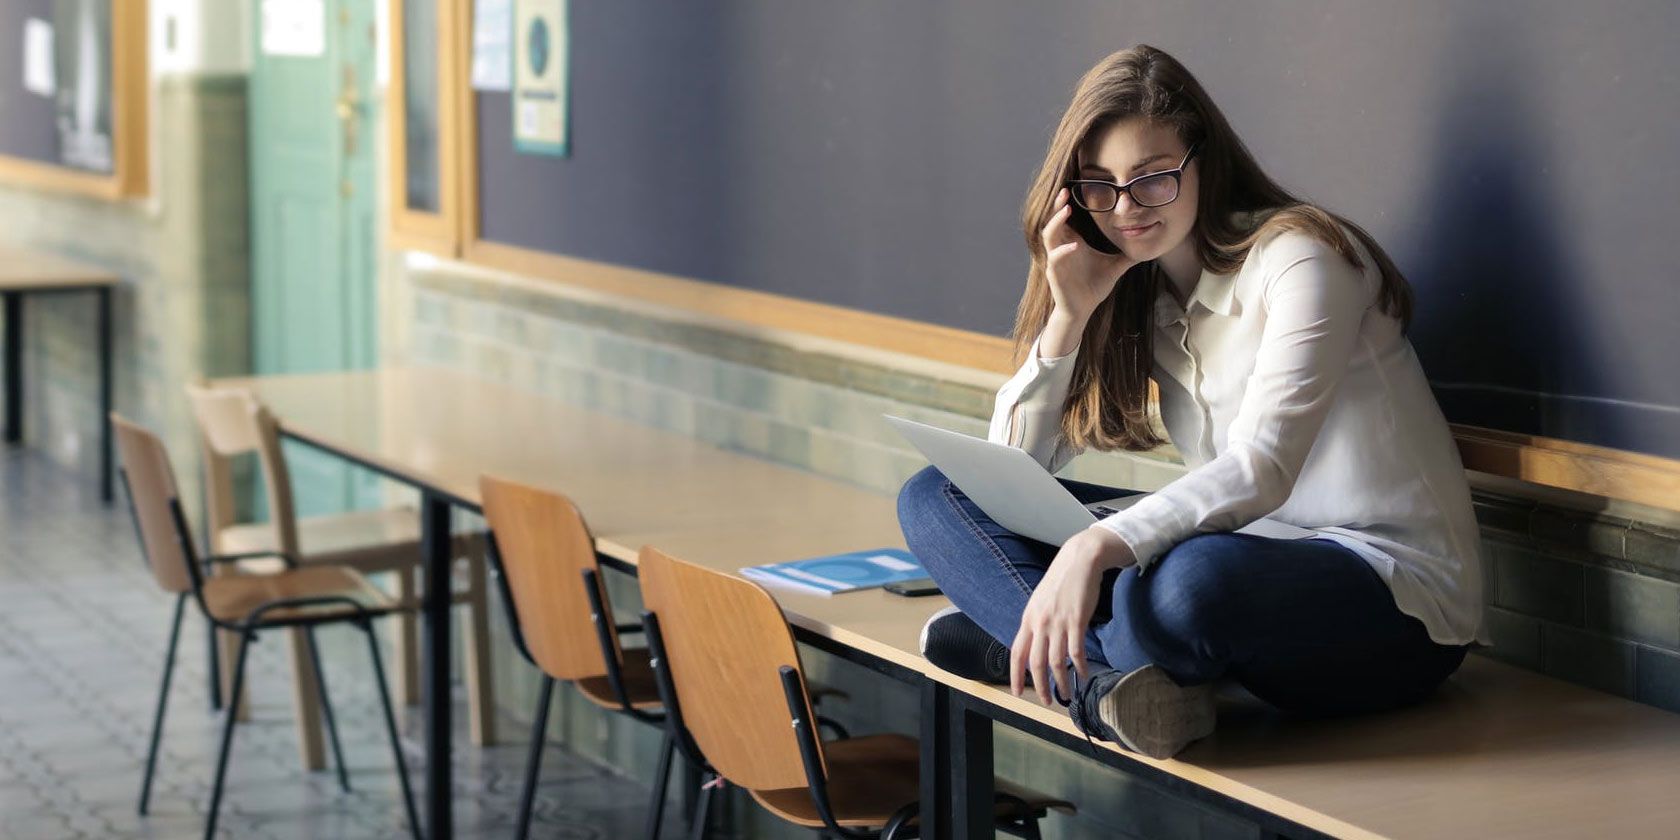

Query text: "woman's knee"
[896, 464, 952, 528]
[1122, 534, 1250, 657]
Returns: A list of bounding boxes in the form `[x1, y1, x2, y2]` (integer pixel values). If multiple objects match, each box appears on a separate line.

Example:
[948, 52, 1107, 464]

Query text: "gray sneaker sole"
[1097, 664, 1217, 759]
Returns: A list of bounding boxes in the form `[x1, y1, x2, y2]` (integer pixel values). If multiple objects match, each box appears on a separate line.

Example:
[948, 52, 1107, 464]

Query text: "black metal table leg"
[919, 679, 951, 840]
[97, 286, 112, 502]
[4, 291, 21, 444]
[419, 493, 454, 839]
[948, 693, 996, 840]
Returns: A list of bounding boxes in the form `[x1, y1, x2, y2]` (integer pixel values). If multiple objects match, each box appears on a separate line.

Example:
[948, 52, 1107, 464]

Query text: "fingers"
[1040, 188, 1074, 247]
[1068, 626, 1089, 684]
[1009, 628, 1028, 697]
[1028, 633, 1051, 706]
[1047, 630, 1070, 705]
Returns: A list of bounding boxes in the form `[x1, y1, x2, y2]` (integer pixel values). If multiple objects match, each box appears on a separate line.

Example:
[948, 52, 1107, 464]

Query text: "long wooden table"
[223, 366, 1680, 840]
[0, 246, 117, 501]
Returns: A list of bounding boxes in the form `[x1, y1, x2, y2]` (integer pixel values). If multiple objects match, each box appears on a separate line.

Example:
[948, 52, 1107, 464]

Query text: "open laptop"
[884, 415, 1316, 545]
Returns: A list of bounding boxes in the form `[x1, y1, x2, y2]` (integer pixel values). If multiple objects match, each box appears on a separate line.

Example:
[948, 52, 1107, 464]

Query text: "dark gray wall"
[476, 0, 1680, 460]
[0, 0, 62, 167]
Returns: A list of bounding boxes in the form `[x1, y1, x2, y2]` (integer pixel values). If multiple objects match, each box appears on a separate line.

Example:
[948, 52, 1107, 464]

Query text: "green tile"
[494, 308, 529, 345]
[1583, 567, 1680, 648]
[1481, 606, 1542, 670]
[1491, 544, 1584, 626]
[712, 361, 773, 414]
[1471, 494, 1536, 536]
[1541, 624, 1636, 697]
[766, 421, 812, 469]
[1530, 508, 1627, 559]
[1625, 526, 1680, 579]
[1635, 645, 1680, 715]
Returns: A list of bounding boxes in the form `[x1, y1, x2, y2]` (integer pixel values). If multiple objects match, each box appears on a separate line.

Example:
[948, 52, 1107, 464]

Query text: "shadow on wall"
[1402, 7, 1618, 451]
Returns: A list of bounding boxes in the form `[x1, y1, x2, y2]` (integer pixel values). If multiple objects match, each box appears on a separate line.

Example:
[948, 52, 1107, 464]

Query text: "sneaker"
[919, 606, 1010, 684]
[1067, 664, 1217, 759]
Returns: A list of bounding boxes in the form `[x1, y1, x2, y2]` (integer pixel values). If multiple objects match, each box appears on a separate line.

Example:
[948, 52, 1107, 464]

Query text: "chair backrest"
[479, 474, 624, 681]
[183, 382, 299, 556]
[637, 546, 825, 791]
[111, 413, 200, 595]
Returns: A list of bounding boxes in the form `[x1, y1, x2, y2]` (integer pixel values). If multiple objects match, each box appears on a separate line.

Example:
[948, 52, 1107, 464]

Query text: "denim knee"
[1121, 534, 1248, 665]
[896, 464, 950, 530]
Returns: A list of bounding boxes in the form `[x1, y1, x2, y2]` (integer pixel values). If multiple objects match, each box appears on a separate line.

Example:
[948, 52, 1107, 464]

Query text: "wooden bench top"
[219, 366, 1680, 839]
[0, 246, 120, 291]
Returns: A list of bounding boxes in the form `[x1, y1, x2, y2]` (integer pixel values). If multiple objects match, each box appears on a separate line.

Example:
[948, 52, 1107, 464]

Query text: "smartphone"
[1065, 197, 1125, 256]
[883, 577, 942, 597]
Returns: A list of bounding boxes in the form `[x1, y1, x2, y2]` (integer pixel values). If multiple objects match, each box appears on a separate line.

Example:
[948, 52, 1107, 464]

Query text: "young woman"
[896, 44, 1490, 760]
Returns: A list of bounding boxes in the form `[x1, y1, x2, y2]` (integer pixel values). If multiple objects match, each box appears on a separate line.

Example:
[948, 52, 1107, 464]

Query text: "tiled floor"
[0, 447, 682, 839]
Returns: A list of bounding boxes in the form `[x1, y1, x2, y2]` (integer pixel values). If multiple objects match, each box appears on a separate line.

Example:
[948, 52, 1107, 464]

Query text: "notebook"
[740, 548, 927, 597]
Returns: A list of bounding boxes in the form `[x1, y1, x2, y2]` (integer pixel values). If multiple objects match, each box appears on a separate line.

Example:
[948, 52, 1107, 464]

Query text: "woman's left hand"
[1011, 525, 1137, 705]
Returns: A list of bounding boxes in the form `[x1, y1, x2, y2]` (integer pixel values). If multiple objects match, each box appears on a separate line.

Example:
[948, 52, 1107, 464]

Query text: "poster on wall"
[511, 0, 569, 156]
[471, 0, 512, 91]
[54, 0, 113, 172]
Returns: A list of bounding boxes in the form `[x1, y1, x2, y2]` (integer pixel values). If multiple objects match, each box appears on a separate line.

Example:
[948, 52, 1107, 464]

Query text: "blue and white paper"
[740, 548, 926, 597]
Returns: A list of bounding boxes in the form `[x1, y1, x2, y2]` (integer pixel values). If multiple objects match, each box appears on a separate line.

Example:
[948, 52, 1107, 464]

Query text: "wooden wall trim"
[1454, 425, 1680, 515]
[384, 0, 462, 256]
[459, 238, 1017, 373]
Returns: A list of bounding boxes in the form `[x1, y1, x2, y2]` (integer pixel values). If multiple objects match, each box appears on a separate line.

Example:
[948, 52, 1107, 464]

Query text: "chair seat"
[201, 565, 398, 626]
[217, 508, 423, 573]
[575, 647, 663, 711]
[749, 733, 1074, 828]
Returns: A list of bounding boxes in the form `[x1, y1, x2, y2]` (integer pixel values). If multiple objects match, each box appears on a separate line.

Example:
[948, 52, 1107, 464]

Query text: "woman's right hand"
[1041, 187, 1137, 322]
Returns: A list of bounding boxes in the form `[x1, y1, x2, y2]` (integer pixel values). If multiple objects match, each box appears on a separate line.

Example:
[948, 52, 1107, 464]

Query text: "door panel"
[251, 0, 379, 516]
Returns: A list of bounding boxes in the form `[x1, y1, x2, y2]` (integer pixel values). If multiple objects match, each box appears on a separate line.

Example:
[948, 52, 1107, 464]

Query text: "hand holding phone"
[1041, 187, 1139, 321]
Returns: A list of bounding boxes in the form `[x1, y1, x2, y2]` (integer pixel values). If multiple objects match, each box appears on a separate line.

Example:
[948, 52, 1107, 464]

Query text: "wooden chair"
[184, 382, 497, 769]
[479, 474, 679, 840]
[112, 414, 420, 840]
[637, 546, 1074, 839]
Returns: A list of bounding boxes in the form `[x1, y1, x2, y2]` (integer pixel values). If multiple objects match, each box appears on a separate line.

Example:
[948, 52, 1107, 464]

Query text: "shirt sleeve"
[1094, 238, 1372, 573]
[987, 330, 1083, 474]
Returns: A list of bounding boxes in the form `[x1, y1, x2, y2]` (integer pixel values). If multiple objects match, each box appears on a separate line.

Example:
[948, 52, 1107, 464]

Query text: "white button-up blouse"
[988, 227, 1491, 647]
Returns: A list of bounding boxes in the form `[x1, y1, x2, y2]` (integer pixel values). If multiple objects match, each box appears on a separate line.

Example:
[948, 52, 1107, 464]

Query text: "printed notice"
[512, 0, 569, 156]
[471, 0, 513, 91]
[23, 18, 54, 97]
[261, 0, 325, 57]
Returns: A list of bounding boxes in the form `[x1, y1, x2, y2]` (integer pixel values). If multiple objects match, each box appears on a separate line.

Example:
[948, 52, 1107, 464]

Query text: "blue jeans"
[896, 465, 1469, 717]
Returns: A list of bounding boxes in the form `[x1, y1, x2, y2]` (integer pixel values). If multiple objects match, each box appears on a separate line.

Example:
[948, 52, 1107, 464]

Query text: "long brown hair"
[1015, 44, 1412, 452]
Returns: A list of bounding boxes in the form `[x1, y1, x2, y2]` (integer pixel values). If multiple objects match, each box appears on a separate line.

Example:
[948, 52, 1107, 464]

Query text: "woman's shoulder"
[1233, 213, 1380, 300]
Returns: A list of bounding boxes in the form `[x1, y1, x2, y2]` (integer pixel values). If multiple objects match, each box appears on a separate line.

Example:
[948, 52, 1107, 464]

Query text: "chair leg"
[688, 774, 715, 840]
[205, 617, 221, 712]
[138, 594, 185, 815]
[204, 633, 252, 840]
[363, 622, 423, 840]
[463, 549, 497, 746]
[306, 627, 352, 793]
[285, 627, 328, 770]
[393, 567, 420, 705]
[681, 759, 700, 827]
[641, 730, 675, 840]
[515, 676, 556, 840]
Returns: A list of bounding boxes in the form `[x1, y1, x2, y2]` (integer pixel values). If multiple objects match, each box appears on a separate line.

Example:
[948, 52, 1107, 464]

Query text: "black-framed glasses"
[1066, 143, 1200, 212]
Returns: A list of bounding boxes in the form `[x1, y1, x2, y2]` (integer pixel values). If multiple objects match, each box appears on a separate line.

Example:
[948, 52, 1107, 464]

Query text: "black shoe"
[919, 606, 1010, 684]
[1066, 664, 1217, 760]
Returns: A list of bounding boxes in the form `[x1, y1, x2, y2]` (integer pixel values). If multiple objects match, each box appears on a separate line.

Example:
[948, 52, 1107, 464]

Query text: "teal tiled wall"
[395, 260, 1680, 839]
[0, 74, 251, 516]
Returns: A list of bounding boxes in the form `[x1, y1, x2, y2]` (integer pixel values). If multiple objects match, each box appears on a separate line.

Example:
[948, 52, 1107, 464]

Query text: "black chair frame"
[483, 532, 678, 840]
[119, 469, 422, 840]
[640, 610, 875, 840]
